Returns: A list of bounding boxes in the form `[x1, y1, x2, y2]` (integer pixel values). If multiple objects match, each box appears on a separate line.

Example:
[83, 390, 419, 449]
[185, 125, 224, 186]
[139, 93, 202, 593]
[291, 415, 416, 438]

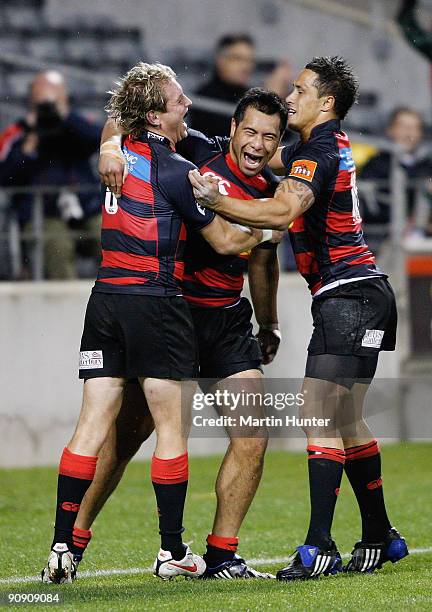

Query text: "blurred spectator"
[0, 71, 102, 279]
[360, 107, 432, 253]
[397, 0, 432, 61]
[190, 33, 292, 136]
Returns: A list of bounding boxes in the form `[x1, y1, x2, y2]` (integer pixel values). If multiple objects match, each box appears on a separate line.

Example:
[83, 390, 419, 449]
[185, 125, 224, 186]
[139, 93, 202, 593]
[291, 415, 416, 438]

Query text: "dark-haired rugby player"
[54, 87, 287, 581]
[190, 56, 408, 580]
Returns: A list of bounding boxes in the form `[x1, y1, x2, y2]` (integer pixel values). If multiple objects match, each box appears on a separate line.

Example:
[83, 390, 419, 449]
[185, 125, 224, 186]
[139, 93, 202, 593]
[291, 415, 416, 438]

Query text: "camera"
[36, 101, 62, 136]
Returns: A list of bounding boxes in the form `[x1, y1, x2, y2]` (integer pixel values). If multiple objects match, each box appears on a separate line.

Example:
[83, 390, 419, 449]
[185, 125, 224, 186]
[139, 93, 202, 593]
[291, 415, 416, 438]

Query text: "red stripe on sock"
[345, 440, 377, 455]
[207, 534, 239, 552]
[59, 447, 98, 480]
[345, 440, 379, 461]
[307, 445, 346, 464]
[151, 453, 188, 484]
[72, 527, 92, 550]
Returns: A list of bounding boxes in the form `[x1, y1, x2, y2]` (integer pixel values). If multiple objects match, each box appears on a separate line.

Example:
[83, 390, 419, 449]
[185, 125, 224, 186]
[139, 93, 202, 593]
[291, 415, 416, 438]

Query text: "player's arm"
[163, 160, 280, 256]
[189, 169, 315, 230]
[248, 245, 281, 364]
[98, 119, 125, 197]
[200, 216, 280, 256]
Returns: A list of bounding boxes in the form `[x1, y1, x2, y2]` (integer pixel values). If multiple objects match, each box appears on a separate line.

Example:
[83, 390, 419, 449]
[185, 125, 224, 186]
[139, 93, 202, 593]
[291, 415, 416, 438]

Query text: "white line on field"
[1, 547, 430, 586]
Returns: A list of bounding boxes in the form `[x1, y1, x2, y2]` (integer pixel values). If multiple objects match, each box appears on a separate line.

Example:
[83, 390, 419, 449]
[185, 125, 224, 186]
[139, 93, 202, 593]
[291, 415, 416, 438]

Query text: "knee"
[116, 413, 154, 461]
[231, 435, 268, 464]
[298, 403, 315, 437]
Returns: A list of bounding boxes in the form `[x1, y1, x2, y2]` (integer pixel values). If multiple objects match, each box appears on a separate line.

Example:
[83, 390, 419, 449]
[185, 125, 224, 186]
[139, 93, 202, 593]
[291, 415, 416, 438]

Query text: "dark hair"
[387, 106, 423, 129]
[216, 33, 255, 54]
[305, 56, 359, 119]
[233, 88, 288, 136]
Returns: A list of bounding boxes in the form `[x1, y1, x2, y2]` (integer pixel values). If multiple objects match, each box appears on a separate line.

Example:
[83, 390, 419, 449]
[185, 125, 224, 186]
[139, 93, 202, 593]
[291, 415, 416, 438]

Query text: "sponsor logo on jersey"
[361, 329, 384, 349]
[146, 130, 165, 141]
[202, 171, 230, 195]
[195, 201, 206, 215]
[123, 148, 138, 170]
[288, 159, 317, 182]
[123, 147, 150, 181]
[79, 350, 103, 369]
[339, 146, 355, 171]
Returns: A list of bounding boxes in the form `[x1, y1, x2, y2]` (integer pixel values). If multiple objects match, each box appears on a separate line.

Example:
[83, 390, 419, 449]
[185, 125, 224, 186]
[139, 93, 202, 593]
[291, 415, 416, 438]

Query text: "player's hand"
[98, 151, 127, 198]
[270, 229, 284, 244]
[256, 328, 281, 365]
[188, 169, 221, 210]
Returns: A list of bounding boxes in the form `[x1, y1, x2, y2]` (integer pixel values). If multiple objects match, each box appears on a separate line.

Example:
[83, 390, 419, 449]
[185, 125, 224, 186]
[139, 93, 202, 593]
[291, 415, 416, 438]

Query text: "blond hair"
[105, 62, 176, 137]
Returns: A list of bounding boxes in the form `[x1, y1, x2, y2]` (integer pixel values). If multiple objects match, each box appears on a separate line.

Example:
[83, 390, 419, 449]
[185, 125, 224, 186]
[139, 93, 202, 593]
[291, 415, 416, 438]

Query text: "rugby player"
[189, 56, 408, 580]
[67, 88, 287, 581]
[41, 64, 280, 583]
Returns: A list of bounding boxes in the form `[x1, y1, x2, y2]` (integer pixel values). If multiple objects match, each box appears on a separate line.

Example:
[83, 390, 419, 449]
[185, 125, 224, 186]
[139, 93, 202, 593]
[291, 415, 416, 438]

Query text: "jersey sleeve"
[176, 129, 229, 167]
[160, 154, 216, 231]
[281, 141, 338, 197]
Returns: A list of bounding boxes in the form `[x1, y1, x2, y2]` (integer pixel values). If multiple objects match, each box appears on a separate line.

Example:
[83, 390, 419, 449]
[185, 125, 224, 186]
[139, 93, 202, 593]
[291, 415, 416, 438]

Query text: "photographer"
[0, 71, 102, 279]
[360, 107, 432, 254]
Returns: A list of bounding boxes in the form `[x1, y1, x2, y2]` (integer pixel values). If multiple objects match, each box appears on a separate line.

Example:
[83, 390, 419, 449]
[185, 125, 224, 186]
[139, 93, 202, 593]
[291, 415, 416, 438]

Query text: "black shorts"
[79, 292, 198, 380]
[308, 277, 397, 357]
[190, 297, 262, 379]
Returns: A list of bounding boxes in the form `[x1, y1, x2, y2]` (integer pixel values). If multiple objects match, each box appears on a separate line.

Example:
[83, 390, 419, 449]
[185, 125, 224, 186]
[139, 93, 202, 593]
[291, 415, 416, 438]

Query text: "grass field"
[1, 443, 431, 611]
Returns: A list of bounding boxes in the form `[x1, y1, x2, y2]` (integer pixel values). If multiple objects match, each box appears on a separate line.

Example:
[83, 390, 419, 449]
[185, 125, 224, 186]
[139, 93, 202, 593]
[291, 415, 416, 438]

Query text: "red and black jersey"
[178, 130, 278, 308]
[281, 119, 385, 296]
[94, 130, 215, 296]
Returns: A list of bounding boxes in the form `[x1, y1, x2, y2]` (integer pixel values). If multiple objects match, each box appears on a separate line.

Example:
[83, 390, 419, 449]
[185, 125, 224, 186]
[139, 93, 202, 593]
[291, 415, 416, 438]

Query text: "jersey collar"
[310, 119, 341, 138]
[224, 152, 268, 191]
[138, 130, 173, 149]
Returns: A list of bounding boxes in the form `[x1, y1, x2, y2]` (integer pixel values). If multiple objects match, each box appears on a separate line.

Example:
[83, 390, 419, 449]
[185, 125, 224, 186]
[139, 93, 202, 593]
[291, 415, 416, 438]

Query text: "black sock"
[203, 534, 238, 566]
[345, 440, 391, 542]
[152, 481, 187, 560]
[151, 453, 189, 561]
[304, 446, 345, 549]
[52, 448, 97, 554]
[204, 545, 234, 566]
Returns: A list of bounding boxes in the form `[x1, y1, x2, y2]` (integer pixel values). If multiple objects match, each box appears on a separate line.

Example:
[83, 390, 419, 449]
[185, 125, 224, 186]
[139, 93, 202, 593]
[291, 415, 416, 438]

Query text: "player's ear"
[322, 95, 335, 114]
[146, 110, 160, 127]
[230, 118, 237, 139]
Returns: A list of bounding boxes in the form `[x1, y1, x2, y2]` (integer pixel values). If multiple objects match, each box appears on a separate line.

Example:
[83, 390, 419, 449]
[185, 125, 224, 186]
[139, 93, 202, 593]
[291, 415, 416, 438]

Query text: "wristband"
[259, 323, 280, 333]
[259, 229, 273, 243]
[103, 134, 121, 147]
[264, 328, 281, 341]
[100, 136, 124, 161]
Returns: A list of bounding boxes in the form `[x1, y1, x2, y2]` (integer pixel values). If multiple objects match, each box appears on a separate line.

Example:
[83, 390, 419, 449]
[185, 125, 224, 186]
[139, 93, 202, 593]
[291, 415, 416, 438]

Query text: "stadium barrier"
[1, 158, 431, 465]
[0, 271, 430, 467]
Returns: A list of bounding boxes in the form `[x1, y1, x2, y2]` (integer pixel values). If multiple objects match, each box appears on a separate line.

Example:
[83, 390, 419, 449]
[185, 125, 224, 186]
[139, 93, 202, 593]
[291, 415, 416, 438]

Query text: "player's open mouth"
[243, 151, 263, 169]
[287, 109, 296, 116]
